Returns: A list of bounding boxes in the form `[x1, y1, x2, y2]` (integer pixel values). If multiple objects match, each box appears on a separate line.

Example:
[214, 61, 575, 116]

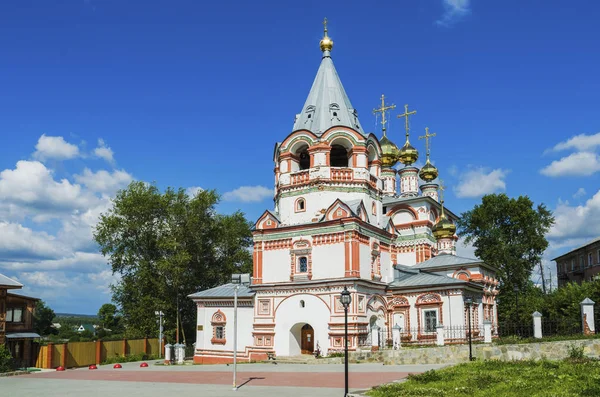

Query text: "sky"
[0, 0, 599, 314]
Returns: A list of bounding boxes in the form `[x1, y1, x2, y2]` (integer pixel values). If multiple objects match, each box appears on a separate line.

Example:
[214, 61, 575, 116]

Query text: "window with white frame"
[298, 256, 308, 273]
[423, 310, 437, 332]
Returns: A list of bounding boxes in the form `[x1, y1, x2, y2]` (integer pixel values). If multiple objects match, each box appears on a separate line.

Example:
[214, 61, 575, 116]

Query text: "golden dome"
[419, 160, 439, 182]
[380, 135, 399, 168]
[432, 212, 456, 240]
[320, 36, 333, 52]
[398, 140, 419, 165]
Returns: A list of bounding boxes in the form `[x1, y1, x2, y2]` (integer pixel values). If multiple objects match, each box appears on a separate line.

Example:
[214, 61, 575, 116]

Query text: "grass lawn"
[368, 358, 600, 397]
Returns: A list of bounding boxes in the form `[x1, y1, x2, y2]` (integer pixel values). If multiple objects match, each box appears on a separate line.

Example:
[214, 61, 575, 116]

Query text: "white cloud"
[0, 222, 68, 261]
[222, 185, 273, 203]
[549, 132, 600, 153]
[456, 238, 478, 259]
[436, 0, 471, 26]
[74, 168, 133, 195]
[186, 186, 203, 197]
[0, 160, 96, 219]
[1, 252, 106, 272]
[540, 152, 600, 177]
[94, 139, 115, 164]
[33, 134, 80, 161]
[454, 167, 509, 198]
[573, 188, 586, 199]
[548, 189, 600, 241]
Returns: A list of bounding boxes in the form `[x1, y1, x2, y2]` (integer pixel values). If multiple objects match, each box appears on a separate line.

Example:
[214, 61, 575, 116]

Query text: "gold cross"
[323, 17, 328, 36]
[372, 94, 396, 136]
[397, 104, 417, 140]
[419, 127, 437, 160]
[438, 179, 445, 203]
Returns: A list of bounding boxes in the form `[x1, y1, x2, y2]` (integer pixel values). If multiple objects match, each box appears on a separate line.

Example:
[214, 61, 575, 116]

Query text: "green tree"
[457, 194, 554, 322]
[97, 303, 123, 332]
[94, 182, 253, 342]
[33, 300, 56, 336]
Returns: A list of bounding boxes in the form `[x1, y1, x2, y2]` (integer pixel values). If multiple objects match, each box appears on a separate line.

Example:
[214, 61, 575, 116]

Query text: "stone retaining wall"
[314, 339, 600, 365]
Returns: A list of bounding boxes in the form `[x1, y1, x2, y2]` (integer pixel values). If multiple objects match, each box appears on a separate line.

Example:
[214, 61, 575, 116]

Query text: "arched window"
[295, 198, 306, 212]
[330, 145, 348, 167]
[299, 149, 310, 170]
[298, 257, 308, 273]
[210, 310, 227, 345]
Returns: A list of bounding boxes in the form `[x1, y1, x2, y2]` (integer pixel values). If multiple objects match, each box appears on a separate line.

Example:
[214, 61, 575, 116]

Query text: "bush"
[568, 344, 585, 360]
[0, 345, 15, 373]
[101, 353, 158, 365]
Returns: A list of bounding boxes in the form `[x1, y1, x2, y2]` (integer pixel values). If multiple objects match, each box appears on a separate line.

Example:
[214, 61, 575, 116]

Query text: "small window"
[266, 219, 272, 226]
[298, 257, 308, 273]
[333, 112, 338, 117]
[7, 308, 23, 323]
[571, 259, 575, 271]
[336, 209, 343, 216]
[589, 253, 593, 267]
[215, 326, 224, 340]
[6, 309, 13, 322]
[424, 310, 437, 332]
[300, 300, 305, 308]
[296, 198, 306, 212]
[299, 149, 310, 170]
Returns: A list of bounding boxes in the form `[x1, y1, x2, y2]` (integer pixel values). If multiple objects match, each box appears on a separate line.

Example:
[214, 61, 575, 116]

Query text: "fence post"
[95, 340, 102, 364]
[532, 311, 542, 338]
[122, 338, 127, 357]
[61, 343, 67, 368]
[164, 343, 172, 365]
[580, 298, 595, 335]
[46, 343, 54, 369]
[483, 320, 492, 343]
[392, 324, 401, 349]
[436, 324, 445, 346]
[143, 337, 148, 355]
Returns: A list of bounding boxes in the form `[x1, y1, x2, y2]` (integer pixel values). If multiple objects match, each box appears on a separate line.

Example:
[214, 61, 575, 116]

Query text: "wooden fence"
[35, 338, 161, 369]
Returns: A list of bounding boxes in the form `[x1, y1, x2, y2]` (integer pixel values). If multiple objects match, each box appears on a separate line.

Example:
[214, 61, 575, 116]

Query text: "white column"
[436, 324, 445, 346]
[392, 324, 401, 349]
[532, 311, 543, 339]
[483, 320, 492, 343]
[581, 298, 595, 334]
[164, 343, 172, 364]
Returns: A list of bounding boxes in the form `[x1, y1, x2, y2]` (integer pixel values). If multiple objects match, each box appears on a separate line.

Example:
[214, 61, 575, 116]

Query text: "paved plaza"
[1, 361, 447, 396]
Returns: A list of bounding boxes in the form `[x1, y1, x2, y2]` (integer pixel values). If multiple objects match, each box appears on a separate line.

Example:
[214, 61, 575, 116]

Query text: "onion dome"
[419, 160, 439, 182]
[380, 135, 399, 168]
[432, 203, 456, 240]
[320, 18, 334, 52]
[398, 140, 419, 165]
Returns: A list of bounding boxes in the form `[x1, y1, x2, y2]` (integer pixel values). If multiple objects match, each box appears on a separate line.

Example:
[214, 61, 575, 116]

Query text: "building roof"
[8, 291, 40, 301]
[382, 195, 460, 220]
[0, 273, 22, 289]
[413, 254, 482, 270]
[390, 265, 467, 288]
[188, 283, 255, 299]
[291, 50, 364, 136]
[78, 324, 96, 333]
[6, 332, 41, 339]
[552, 236, 600, 261]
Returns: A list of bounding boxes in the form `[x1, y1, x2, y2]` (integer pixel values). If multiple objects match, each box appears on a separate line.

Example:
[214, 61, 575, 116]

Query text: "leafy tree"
[97, 303, 122, 331]
[94, 182, 253, 342]
[33, 300, 57, 336]
[457, 194, 554, 322]
[0, 345, 15, 373]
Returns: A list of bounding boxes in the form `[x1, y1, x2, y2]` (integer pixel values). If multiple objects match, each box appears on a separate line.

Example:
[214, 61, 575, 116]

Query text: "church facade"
[189, 23, 499, 364]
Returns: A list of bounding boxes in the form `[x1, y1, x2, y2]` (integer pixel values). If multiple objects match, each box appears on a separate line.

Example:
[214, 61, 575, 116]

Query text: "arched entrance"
[301, 324, 314, 354]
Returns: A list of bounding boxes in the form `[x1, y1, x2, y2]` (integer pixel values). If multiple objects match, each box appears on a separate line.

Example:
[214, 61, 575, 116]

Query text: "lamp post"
[464, 297, 473, 361]
[155, 310, 164, 358]
[340, 286, 352, 397]
[231, 273, 251, 391]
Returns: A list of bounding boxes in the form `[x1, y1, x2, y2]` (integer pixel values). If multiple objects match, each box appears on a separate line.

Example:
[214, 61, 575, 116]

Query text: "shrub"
[0, 345, 15, 373]
[568, 344, 585, 360]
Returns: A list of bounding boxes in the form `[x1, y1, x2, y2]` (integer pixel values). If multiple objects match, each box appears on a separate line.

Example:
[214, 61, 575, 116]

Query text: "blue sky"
[1, 0, 599, 313]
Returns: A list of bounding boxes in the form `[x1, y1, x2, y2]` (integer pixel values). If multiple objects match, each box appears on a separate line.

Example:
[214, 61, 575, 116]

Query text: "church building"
[189, 21, 499, 364]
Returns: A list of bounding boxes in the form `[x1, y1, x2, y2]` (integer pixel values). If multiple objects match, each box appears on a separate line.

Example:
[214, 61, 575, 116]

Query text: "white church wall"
[312, 244, 345, 279]
[262, 250, 291, 283]
[447, 294, 466, 327]
[397, 251, 416, 267]
[380, 251, 392, 282]
[195, 305, 207, 350]
[273, 293, 331, 356]
[360, 244, 372, 279]
[200, 305, 254, 353]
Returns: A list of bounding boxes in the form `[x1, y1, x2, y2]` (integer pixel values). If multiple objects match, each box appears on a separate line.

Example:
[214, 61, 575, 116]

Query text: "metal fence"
[357, 325, 481, 350]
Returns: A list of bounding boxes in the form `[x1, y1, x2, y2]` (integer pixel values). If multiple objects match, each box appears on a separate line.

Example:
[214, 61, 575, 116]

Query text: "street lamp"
[464, 297, 474, 361]
[231, 273, 251, 391]
[340, 286, 352, 397]
[155, 311, 164, 358]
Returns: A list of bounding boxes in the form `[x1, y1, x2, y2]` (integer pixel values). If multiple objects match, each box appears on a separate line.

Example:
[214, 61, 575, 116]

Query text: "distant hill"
[55, 313, 98, 319]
